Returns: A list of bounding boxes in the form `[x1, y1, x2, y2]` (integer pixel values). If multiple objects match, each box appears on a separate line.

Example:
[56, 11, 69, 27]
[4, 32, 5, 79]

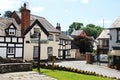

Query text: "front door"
[47, 47, 53, 60]
[33, 46, 38, 59]
[63, 50, 66, 59]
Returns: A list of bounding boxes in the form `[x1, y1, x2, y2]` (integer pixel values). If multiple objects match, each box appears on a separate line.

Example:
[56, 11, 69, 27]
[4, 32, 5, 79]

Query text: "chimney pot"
[56, 23, 61, 31]
[24, 3, 26, 9]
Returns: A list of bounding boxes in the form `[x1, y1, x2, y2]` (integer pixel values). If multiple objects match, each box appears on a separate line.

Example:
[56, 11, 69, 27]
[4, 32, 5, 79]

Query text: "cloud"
[81, 0, 89, 3]
[0, 0, 21, 10]
[31, 7, 45, 13]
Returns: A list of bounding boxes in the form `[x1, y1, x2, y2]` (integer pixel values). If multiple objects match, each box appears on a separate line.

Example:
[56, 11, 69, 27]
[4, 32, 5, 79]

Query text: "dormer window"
[9, 29, 15, 35]
[6, 23, 16, 36]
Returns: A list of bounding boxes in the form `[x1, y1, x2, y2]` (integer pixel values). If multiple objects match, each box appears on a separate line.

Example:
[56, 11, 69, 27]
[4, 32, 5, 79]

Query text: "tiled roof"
[97, 29, 109, 39]
[15, 11, 59, 33]
[59, 32, 72, 40]
[0, 17, 21, 36]
[71, 30, 83, 36]
[109, 16, 120, 29]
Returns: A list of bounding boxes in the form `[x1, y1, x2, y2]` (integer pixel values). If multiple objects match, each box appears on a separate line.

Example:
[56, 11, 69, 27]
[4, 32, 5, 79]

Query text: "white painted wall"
[0, 48, 6, 58]
[16, 48, 22, 57]
[109, 29, 120, 51]
[24, 24, 60, 60]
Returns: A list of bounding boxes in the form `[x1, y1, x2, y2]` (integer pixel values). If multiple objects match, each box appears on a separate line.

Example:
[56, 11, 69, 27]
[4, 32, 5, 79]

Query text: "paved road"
[0, 71, 56, 80]
[55, 61, 120, 79]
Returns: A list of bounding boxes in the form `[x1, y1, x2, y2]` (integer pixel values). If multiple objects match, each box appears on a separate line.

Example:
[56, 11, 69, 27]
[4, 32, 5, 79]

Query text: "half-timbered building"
[0, 18, 24, 59]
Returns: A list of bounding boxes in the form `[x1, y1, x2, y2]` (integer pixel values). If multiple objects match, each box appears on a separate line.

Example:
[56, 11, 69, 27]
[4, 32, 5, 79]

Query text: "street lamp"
[37, 32, 41, 73]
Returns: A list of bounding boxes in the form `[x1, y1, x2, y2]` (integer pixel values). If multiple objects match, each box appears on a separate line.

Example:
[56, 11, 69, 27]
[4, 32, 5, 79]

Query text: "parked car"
[100, 54, 108, 62]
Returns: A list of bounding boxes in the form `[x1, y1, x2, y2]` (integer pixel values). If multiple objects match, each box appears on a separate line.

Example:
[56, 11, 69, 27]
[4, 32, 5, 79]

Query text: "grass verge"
[33, 68, 112, 80]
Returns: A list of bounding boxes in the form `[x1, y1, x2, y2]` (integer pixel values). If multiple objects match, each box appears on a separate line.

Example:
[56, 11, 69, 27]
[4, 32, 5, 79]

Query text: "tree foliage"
[68, 22, 84, 34]
[82, 24, 104, 39]
[19, 6, 24, 12]
[4, 11, 12, 18]
[73, 36, 93, 54]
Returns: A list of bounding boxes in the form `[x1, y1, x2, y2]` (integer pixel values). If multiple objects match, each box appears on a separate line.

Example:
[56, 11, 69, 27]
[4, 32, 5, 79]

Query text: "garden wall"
[0, 63, 32, 73]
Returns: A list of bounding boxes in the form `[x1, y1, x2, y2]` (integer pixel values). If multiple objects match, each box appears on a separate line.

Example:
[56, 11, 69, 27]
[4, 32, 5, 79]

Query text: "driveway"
[55, 61, 120, 79]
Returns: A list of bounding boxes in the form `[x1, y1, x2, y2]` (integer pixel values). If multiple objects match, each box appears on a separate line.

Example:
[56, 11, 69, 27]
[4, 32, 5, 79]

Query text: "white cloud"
[0, 0, 21, 10]
[31, 7, 45, 13]
[81, 0, 89, 3]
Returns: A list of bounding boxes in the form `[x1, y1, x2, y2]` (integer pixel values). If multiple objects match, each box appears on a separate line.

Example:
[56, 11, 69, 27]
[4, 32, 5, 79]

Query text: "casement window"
[59, 40, 62, 45]
[34, 28, 39, 34]
[47, 47, 53, 56]
[48, 34, 54, 41]
[9, 29, 15, 36]
[65, 41, 68, 45]
[117, 29, 120, 42]
[34, 28, 39, 37]
[56, 34, 59, 41]
[63, 40, 65, 46]
[8, 48, 14, 54]
[6, 24, 16, 36]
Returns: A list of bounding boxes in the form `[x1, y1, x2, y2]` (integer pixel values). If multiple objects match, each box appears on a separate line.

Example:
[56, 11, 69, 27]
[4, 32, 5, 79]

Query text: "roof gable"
[13, 11, 59, 33]
[71, 30, 83, 36]
[97, 29, 109, 39]
[23, 19, 49, 36]
[6, 23, 17, 29]
[109, 16, 120, 29]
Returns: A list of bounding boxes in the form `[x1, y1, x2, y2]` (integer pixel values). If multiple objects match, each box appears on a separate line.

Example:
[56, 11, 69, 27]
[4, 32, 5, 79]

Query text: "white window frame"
[48, 34, 54, 41]
[56, 34, 59, 41]
[9, 29, 15, 36]
[8, 48, 14, 54]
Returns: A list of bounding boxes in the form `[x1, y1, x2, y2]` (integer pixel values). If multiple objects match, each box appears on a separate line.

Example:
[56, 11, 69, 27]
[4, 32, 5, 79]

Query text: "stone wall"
[0, 63, 32, 73]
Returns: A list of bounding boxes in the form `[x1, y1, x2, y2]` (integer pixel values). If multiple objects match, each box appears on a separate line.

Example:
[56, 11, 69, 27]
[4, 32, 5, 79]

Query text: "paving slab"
[55, 61, 120, 79]
[0, 71, 56, 80]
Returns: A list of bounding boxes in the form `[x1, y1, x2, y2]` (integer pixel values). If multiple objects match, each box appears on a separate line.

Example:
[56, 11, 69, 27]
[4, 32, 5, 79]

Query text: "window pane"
[118, 31, 120, 40]
[8, 48, 14, 54]
[9, 29, 15, 35]
[48, 34, 53, 41]
[56, 35, 59, 41]
[47, 47, 53, 55]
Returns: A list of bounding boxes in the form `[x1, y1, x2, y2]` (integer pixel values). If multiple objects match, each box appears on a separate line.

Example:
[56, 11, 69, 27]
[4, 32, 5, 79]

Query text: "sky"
[0, 0, 120, 31]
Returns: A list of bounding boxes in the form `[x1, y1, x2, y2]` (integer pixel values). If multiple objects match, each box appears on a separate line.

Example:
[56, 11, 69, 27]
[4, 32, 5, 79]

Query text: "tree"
[68, 22, 84, 34]
[82, 24, 104, 39]
[19, 6, 24, 12]
[73, 36, 93, 54]
[86, 24, 96, 28]
[4, 11, 12, 18]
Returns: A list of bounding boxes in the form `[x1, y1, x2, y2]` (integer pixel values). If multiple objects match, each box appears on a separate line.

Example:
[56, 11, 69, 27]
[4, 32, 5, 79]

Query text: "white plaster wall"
[24, 24, 50, 60]
[109, 29, 120, 51]
[47, 32, 59, 58]
[16, 48, 22, 57]
[0, 48, 6, 58]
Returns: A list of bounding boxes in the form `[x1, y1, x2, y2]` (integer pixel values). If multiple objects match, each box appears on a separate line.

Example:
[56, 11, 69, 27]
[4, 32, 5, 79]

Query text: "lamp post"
[38, 32, 41, 73]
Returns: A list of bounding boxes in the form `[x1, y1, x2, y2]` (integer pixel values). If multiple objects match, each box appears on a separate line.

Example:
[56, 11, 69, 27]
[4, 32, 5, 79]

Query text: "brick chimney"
[56, 23, 61, 31]
[21, 3, 30, 34]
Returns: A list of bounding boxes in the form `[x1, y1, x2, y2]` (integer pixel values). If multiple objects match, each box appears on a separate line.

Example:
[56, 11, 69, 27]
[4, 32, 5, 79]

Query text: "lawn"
[33, 68, 112, 80]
